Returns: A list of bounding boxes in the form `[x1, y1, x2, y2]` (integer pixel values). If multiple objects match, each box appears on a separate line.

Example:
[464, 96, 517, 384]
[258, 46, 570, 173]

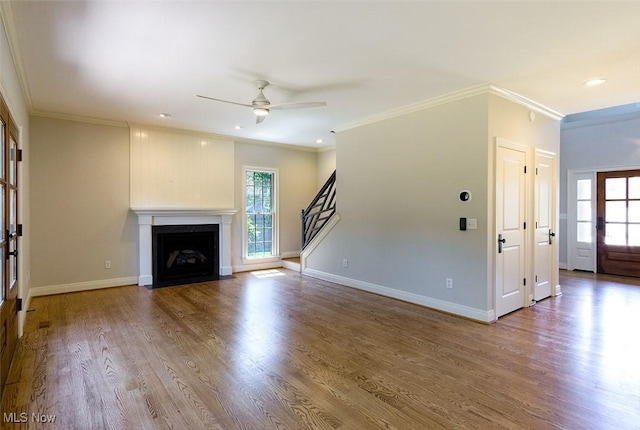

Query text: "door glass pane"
[0, 248, 3, 302]
[577, 201, 591, 221]
[577, 179, 591, 199]
[629, 177, 640, 199]
[605, 223, 626, 245]
[606, 201, 626, 222]
[0, 185, 4, 242]
[9, 137, 16, 185]
[0, 120, 4, 179]
[577, 221, 592, 243]
[629, 201, 640, 223]
[629, 224, 640, 246]
[9, 189, 16, 234]
[606, 177, 626, 200]
[9, 239, 16, 290]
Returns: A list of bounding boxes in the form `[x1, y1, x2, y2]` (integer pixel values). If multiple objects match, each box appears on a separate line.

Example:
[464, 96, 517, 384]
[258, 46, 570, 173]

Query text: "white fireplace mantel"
[131, 208, 238, 286]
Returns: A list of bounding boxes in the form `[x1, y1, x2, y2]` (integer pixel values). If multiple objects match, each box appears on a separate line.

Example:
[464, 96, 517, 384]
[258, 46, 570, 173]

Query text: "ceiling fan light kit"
[197, 79, 326, 124]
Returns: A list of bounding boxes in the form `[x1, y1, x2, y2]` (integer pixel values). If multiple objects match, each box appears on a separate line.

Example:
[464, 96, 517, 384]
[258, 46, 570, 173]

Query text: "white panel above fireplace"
[130, 126, 235, 208]
[132, 208, 238, 286]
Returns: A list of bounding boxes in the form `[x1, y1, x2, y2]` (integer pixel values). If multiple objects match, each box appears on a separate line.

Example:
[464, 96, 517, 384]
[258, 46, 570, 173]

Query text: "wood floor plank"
[1, 269, 639, 429]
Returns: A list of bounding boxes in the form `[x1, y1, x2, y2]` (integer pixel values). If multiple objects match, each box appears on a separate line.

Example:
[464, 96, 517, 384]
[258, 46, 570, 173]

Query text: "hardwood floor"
[1, 269, 639, 429]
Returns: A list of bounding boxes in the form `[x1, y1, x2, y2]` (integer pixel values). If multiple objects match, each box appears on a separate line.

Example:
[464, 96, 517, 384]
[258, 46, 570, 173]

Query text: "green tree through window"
[246, 170, 275, 258]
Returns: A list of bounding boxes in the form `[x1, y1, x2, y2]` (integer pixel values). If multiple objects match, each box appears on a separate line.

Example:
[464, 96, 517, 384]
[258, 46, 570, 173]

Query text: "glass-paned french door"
[597, 169, 640, 277]
[245, 169, 276, 259]
[0, 93, 20, 398]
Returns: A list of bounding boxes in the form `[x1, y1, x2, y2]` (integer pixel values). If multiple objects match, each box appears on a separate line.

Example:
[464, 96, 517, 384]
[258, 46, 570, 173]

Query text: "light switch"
[467, 218, 478, 230]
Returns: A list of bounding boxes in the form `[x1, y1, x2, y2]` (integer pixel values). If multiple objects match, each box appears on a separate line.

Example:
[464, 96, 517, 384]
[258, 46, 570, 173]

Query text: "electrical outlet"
[105, 260, 111, 269]
[446, 278, 453, 289]
[343, 259, 348, 268]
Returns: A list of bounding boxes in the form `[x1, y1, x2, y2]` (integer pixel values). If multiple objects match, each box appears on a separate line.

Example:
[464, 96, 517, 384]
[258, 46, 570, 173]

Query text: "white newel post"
[132, 208, 238, 286]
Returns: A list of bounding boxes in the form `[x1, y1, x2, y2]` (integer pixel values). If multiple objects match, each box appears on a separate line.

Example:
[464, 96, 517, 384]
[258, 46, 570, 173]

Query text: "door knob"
[498, 234, 506, 253]
[548, 229, 555, 245]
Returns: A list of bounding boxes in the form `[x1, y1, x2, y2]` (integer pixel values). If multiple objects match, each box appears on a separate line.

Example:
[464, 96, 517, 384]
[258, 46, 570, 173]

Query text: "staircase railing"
[301, 170, 336, 250]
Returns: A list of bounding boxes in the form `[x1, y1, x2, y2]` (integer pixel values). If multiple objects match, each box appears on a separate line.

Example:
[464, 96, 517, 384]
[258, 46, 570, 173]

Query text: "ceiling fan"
[197, 80, 326, 124]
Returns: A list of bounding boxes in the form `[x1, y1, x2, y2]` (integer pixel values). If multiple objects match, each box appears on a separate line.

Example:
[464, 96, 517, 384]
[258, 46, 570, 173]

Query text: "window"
[604, 175, 640, 246]
[576, 178, 593, 243]
[244, 168, 277, 259]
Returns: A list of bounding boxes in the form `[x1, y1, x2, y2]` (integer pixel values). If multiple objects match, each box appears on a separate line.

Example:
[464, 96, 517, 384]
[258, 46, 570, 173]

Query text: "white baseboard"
[559, 262, 567, 270]
[302, 268, 494, 323]
[233, 261, 283, 273]
[30, 276, 138, 297]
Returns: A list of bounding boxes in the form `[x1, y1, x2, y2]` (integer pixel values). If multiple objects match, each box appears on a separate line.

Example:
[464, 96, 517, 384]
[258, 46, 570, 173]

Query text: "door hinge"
[523, 278, 527, 286]
[17, 224, 23, 237]
[523, 222, 526, 229]
[16, 298, 22, 312]
[524, 166, 527, 174]
[536, 167, 538, 175]
[17, 149, 23, 162]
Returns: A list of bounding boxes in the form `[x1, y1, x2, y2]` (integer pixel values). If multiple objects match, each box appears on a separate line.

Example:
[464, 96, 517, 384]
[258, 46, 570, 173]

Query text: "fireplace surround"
[132, 208, 237, 287]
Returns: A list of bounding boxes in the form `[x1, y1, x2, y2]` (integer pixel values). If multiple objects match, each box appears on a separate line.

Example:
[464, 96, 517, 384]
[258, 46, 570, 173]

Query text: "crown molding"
[32, 110, 129, 128]
[488, 85, 565, 121]
[0, 1, 34, 112]
[334, 83, 564, 133]
[128, 122, 321, 152]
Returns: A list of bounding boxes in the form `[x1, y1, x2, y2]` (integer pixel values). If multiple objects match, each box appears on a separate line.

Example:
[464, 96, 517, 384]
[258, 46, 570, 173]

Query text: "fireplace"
[132, 208, 237, 288]
[152, 224, 219, 288]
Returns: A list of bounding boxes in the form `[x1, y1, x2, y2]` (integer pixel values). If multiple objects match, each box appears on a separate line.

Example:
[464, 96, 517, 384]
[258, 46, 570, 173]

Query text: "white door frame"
[567, 169, 596, 272]
[533, 149, 558, 301]
[494, 138, 529, 318]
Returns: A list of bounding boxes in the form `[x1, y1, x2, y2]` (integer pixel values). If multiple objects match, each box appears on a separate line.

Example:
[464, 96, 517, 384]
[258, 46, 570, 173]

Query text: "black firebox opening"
[152, 224, 219, 288]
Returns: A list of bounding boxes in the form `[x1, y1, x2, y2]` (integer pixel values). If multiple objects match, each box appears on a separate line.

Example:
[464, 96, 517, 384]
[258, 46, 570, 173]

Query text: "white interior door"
[534, 151, 556, 301]
[496, 142, 527, 318]
[568, 171, 596, 272]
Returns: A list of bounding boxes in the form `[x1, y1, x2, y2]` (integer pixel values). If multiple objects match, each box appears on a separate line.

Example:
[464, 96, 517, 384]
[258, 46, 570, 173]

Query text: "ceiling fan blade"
[196, 94, 253, 108]
[269, 101, 327, 110]
[256, 115, 267, 124]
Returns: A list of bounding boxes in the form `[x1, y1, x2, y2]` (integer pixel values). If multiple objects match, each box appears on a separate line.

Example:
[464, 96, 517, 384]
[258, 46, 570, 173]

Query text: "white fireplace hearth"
[132, 208, 237, 286]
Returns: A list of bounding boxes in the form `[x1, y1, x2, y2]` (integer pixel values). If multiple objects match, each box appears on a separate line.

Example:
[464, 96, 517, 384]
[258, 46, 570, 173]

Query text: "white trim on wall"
[335, 84, 564, 133]
[30, 277, 138, 297]
[302, 268, 495, 323]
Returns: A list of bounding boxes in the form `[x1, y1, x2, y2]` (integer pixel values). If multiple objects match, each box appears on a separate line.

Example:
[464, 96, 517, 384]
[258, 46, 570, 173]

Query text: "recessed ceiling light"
[234, 125, 243, 130]
[584, 78, 606, 87]
[158, 112, 171, 118]
[316, 139, 323, 144]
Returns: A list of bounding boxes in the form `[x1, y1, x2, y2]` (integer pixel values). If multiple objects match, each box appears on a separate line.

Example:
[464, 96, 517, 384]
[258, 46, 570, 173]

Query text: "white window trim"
[242, 166, 279, 264]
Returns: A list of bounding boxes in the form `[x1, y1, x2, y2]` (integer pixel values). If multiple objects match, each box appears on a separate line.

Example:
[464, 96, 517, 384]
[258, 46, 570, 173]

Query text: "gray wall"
[30, 116, 137, 287]
[308, 94, 491, 312]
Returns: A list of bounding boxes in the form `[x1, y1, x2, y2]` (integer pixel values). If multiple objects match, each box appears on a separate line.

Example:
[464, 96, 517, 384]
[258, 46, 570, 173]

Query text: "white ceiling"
[4, 1, 640, 148]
